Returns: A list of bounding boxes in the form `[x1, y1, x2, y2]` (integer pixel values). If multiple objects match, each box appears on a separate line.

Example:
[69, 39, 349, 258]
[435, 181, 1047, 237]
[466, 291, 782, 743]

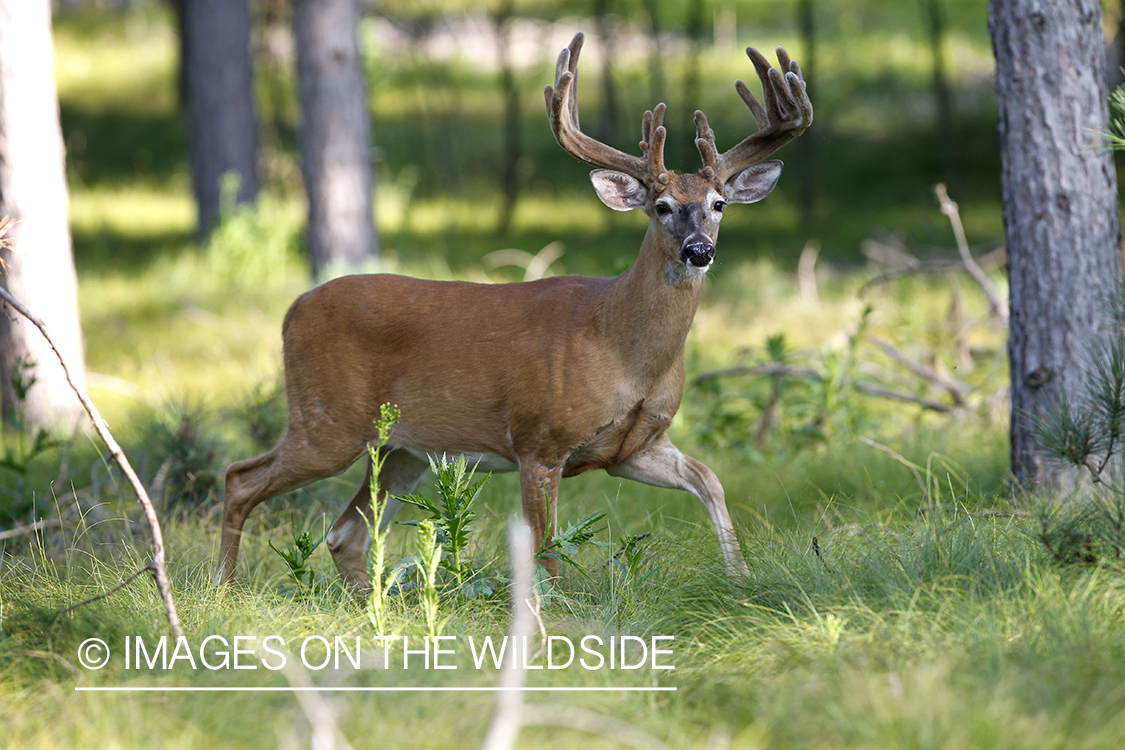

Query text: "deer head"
[544, 32, 813, 278]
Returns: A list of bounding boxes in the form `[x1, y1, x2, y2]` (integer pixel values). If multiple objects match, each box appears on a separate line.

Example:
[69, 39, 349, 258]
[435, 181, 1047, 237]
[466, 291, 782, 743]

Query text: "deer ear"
[724, 160, 783, 204]
[590, 169, 648, 211]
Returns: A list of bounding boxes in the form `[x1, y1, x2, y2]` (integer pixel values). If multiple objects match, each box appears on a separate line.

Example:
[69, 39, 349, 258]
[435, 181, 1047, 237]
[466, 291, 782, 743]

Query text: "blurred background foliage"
[56, 0, 1004, 278]
[11, 0, 1021, 530]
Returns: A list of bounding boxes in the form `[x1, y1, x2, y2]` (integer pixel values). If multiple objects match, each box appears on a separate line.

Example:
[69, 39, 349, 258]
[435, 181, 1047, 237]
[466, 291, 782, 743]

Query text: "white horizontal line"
[75, 686, 676, 693]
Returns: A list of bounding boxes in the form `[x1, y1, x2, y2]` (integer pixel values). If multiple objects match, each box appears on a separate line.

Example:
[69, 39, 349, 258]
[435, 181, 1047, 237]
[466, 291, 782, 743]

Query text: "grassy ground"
[3, 4, 1125, 750]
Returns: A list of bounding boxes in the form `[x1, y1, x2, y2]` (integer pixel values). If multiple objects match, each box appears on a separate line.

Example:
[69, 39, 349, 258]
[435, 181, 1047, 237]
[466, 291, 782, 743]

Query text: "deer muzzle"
[681, 240, 716, 268]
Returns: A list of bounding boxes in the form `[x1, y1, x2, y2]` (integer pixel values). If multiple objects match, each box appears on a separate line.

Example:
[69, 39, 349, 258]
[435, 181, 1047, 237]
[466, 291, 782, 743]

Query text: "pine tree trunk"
[797, 0, 816, 229]
[180, 0, 259, 237]
[293, 0, 378, 279]
[0, 0, 86, 428]
[926, 0, 957, 189]
[989, 0, 1123, 491]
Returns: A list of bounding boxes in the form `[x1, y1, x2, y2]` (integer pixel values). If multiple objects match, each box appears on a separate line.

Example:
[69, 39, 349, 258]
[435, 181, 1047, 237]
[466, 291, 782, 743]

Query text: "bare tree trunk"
[990, 0, 1123, 492]
[925, 0, 957, 189]
[681, 0, 706, 167]
[0, 0, 86, 429]
[293, 0, 378, 279]
[180, 0, 260, 237]
[593, 0, 620, 146]
[642, 0, 664, 106]
[493, 0, 521, 236]
[797, 0, 816, 229]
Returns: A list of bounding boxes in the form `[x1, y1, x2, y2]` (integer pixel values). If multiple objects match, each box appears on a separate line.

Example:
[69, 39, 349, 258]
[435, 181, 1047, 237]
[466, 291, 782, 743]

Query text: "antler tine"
[545, 32, 652, 183]
[709, 45, 813, 184]
[694, 110, 719, 179]
[639, 103, 669, 182]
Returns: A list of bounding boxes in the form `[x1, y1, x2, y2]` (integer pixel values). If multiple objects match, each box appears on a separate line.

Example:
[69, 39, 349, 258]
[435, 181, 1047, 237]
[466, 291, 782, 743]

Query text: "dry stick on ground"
[867, 334, 973, 405]
[934, 183, 1008, 325]
[0, 285, 183, 639]
[55, 562, 155, 617]
[692, 363, 953, 413]
[0, 516, 61, 541]
[859, 257, 979, 294]
[480, 518, 536, 750]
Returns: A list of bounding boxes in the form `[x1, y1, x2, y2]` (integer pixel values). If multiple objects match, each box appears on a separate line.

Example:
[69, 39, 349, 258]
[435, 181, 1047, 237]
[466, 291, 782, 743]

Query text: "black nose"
[682, 241, 715, 267]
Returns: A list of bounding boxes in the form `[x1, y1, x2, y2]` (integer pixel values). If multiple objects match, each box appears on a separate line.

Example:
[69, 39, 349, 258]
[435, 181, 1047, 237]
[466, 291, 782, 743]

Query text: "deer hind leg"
[326, 448, 429, 592]
[217, 433, 367, 585]
[607, 433, 751, 577]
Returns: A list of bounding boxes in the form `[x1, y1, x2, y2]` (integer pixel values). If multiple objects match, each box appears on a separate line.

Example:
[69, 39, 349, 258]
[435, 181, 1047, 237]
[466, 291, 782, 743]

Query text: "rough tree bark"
[0, 0, 86, 428]
[989, 0, 1123, 491]
[179, 0, 260, 237]
[293, 0, 378, 279]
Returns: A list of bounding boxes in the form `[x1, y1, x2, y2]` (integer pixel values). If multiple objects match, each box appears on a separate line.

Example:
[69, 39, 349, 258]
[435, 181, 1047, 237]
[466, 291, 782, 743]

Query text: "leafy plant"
[398, 453, 492, 596]
[693, 312, 874, 455]
[611, 532, 651, 585]
[268, 528, 328, 598]
[366, 403, 403, 637]
[414, 518, 446, 638]
[537, 506, 612, 581]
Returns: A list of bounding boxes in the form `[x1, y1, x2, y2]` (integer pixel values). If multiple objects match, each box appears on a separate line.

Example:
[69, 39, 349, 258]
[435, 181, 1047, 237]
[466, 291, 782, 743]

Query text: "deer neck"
[601, 222, 705, 378]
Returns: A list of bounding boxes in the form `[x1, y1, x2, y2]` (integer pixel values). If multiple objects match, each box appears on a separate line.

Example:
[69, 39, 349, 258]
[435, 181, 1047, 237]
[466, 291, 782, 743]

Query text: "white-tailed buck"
[218, 32, 812, 587]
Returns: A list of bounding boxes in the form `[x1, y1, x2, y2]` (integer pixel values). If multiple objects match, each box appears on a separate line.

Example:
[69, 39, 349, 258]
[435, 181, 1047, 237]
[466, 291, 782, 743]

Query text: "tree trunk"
[680, 0, 706, 167]
[180, 0, 259, 237]
[797, 0, 817, 229]
[594, 0, 620, 147]
[493, 0, 521, 236]
[925, 0, 957, 189]
[642, 0, 665, 107]
[293, 0, 378, 279]
[989, 0, 1123, 491]
[0, 0, 86, 428]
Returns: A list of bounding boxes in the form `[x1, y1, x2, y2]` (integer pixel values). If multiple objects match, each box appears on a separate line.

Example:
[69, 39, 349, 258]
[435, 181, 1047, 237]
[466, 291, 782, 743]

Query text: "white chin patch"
[666, 261, 710, 286]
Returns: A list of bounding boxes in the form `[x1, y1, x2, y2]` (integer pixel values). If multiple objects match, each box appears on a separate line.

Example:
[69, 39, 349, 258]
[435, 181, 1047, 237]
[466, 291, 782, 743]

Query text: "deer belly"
[400, 447, 520, 473]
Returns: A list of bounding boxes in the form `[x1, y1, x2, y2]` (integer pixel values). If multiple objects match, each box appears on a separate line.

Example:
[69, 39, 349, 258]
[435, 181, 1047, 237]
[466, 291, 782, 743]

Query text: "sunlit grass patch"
[70, 185, 194, 240]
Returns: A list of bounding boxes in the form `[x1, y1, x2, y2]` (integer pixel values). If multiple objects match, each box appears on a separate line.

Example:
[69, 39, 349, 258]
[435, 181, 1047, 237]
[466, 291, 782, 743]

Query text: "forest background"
[3, 1, 1125, 749]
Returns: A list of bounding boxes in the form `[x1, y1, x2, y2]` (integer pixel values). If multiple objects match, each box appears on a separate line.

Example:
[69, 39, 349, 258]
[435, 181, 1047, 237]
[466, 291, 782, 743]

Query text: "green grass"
[2, 4, 1122, 748]
[5, 499, 1125, 749]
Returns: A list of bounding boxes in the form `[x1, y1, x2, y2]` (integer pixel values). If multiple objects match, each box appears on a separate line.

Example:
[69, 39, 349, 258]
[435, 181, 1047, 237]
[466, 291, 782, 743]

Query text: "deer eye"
[654, 202, 672, 216]
[713, 200, 727, 213]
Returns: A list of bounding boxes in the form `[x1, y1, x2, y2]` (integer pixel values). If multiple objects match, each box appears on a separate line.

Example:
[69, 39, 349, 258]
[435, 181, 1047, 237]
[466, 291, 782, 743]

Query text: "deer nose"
[681, 241, 715, 267]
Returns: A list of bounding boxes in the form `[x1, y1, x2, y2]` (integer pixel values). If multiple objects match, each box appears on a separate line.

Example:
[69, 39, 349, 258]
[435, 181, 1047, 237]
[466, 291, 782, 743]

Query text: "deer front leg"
[518, 459, 563, 581]
[608, 434, 751, 577]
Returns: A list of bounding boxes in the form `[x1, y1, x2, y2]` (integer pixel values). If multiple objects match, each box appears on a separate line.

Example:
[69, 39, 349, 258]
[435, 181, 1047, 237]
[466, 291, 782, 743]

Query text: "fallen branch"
[55, 563, 155, 617]
[693, 363, 952, 413]
[0, 517, 61, 541]
[859, 258, 975, 294]
[0, 285, 183, 640]
[935, 183, 1008, 325]
[867, 335, 972, 405]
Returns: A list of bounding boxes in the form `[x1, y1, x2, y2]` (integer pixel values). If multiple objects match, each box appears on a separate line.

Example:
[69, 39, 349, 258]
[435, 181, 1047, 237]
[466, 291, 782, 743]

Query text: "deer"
[217, 32, 812, 590]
